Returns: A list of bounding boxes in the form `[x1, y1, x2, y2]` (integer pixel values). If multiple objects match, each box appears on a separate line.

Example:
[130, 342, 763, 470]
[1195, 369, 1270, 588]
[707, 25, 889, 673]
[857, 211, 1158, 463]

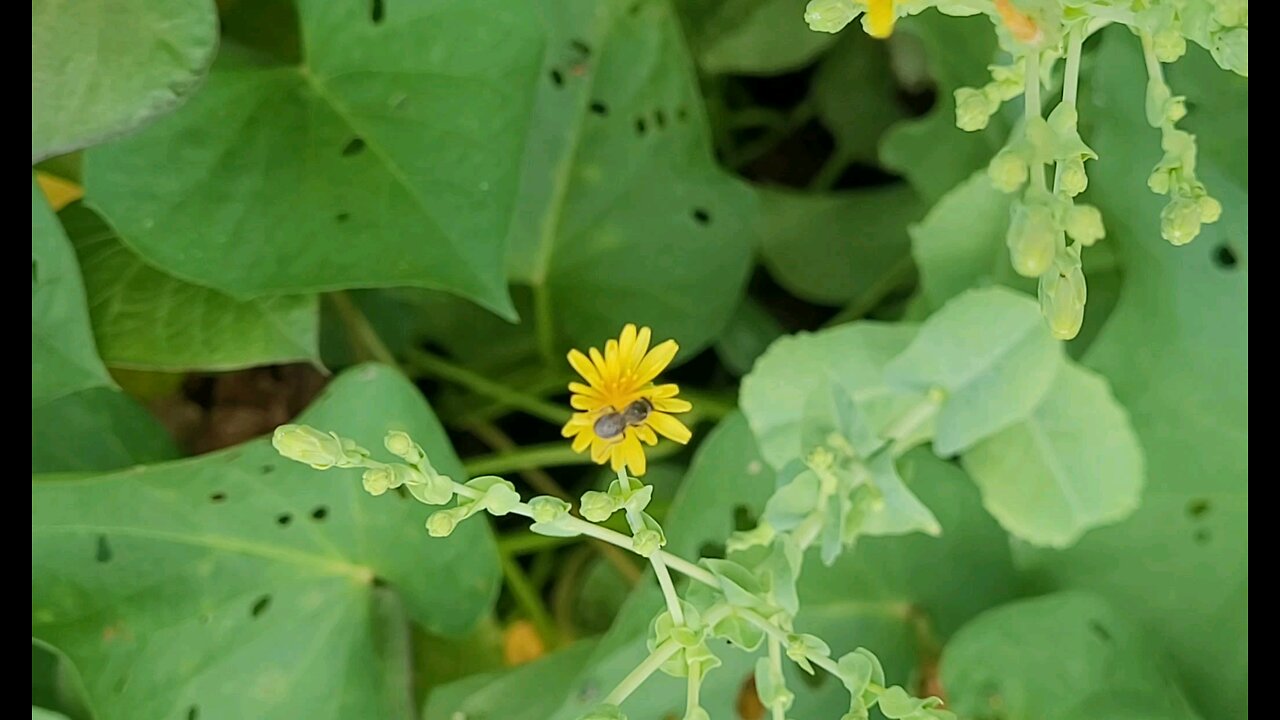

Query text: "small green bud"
[1007, 203, 1059, 277]
[671, 625, 702, 648]
[632, 528, 665, 557]
[529, 495, 571, 524]
[1197, 195, 1223, 223]
[478, 480, 521, 516]
[803, 0, 857, 33]
[580, 490, 618, 523]
[954, 87, 994, 132]
[1038, 261, 1087, 341]
[426, 509, 460, 537]
[1147, 167, 1171, 195]
[1065, 204, 1105, 246]
[384, 431, 424, 464]
[1152, 27, 1187, 63]
[361, 467, 394, 496]
[1161, 197, 1202, 246]
[407, 472, 454, 505]
[272, 424, 364, 470]
[988, 150, 1028, 193]
[1060, 156, 1088, 196]
[1164, 96, 1188, 124]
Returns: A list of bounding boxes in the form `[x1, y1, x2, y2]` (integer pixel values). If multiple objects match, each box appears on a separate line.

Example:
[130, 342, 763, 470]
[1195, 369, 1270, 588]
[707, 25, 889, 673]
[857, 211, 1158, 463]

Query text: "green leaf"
[61, 204, 319, 371]
[861, 454, 940, 537]
[742, 322, 921, 469]
[910, 171, 1031, 308]
[941, 592, 1203, 720]
[32, 364, 500, 720]
[31, 0, 218, 161]
[813, 32, 911, 166]
[962, 364, 1143, 547]
[85, 0, 544, 316]
[885, 287, 1062, 455]
[32, 181, 113, 407]
[424, 640, 600, 720]
[505, 0, 755, 357]
[682, 0, 837, 75]
[714, 297, 784, 376]
[880, 11, 1008, 202]
[758, 185, 921, 307]
[32, 387, 178, 474]
[1017, 34, 1248, 719]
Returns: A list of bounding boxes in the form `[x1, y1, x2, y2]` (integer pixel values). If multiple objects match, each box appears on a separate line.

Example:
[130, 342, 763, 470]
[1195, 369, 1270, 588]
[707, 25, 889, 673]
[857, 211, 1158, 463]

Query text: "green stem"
[1025, 50, 1047, 192]
[727, 100, 816, 171]
[807, 149, 849, 192]
[882, 393, 943, 456]
[823, 255, 917, 327]
[327, 292, 398, 367]
[739, 608, 884, 694]
[406, 348, 569, 425]
[499, 551, 558, 647]
[498, 530, 579, 556]
[619, 469, 684, 626]
[768, 637, 787, 720]
[686, 656, 703, 714]
[603, 638, 682, 706]
[1053, 27, 1085, 193]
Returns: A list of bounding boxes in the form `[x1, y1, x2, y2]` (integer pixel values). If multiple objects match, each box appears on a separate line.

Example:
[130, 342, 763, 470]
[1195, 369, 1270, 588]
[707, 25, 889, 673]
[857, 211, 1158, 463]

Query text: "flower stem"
[603, 638, 682, 706]
[768, 637, 787, 720]
[1053, 27, 1085, 193]
[407, 348, 570, 425]
[686, 655, 703, 714]
[620, 469, 684, 626]
[327, 291, 399, 367]
[1024, 50, 1047, 192]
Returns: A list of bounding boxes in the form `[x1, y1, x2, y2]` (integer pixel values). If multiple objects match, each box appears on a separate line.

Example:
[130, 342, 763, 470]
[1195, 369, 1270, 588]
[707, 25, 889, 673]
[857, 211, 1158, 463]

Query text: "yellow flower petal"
[570, 394, 598, 411]
[635, 425, 658, 446]
[631, 327, 652, 367]
[604, 338, 621, 373]
[635, 340, 679, 385]
[589, 347, 609, 380]
[623, 431, 647, 475]
[567, 350, 602, 387]
[571, 430, 592, 453]
[866, 0, 895, 38]
[609, 444, 625, 472]
[651, 383, 680, 399]
[569, 382, 603, 399]
[591, 437, 611, 464]
[654, 397, 692, 413]
[618, 324, 638, 366]
[647, 412, 692, 444]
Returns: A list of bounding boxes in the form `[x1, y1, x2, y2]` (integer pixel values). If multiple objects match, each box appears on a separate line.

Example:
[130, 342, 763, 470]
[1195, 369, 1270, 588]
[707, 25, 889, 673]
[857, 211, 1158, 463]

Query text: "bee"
[592, 398, 653, 440]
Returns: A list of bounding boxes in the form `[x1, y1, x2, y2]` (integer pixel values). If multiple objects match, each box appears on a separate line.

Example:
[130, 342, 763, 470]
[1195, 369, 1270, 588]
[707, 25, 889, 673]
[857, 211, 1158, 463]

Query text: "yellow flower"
[561, 324, 693, 476]
[866, 0, 896, 39]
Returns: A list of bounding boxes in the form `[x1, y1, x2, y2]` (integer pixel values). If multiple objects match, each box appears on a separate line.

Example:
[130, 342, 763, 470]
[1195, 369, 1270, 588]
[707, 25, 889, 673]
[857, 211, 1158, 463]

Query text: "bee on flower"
[561, 324, 693, 476]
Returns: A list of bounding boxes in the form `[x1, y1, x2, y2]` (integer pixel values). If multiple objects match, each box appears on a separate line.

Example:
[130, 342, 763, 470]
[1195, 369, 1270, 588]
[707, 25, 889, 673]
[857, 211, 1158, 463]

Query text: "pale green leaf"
[1017, 34, 1248, 718]
[885, 287, 1062, 455]
[31, 0, 219, 161]
[32, 387, 178, 474]
[758, 185, 921, 307]
[742, 322, 920, 469]
[61, 204, 319, 371]
[85, 0, 544, 316]
[941, 592, 1203, 720]
[32, 364, 500, 720]
[32, 181, 113, 407]
[424, 640, 600, 719]
[505, 0, 755, 357]
[963, 364, 1144, 547]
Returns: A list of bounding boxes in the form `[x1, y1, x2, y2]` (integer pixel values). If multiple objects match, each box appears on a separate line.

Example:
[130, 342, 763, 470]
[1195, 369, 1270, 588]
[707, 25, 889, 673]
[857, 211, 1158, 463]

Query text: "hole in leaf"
[732, 505, 757, 531]
[692, 208, 711, 226]
[335, 212, 351, 223]
[261, 464, 275, 475]
[628, 1, 643, 16]
[311, 506, 329, 521]
[369, 0, 385, 23]
[113, 676, 128, 694]
[372, 576, 390, 589]
[676, 106, 689, 122]
[570, 39, 592, 57]
[698, 541, 726, 559]
[635, 117, 647, 135]
[187, 705, 200, 720]
[251, 595, 272, 618]
[800, 668, 828, 689]
[550, 68, 564, 87]
[96, 535, 113, 563]
[1186, 498, 1211, 518]
[209, 492, 226, 503]
[1088, 620, 1111, 642]
[589, 100, 608, 116]
[654, 109, 666, 129]
[32, 260, 38, 284]
[1194, 528, 1211, 545]
[199, 613, 212, 625]
[276, 513, 293, 527]
[1213, 244, 1238, 269]
[342, 138, 366, 157]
